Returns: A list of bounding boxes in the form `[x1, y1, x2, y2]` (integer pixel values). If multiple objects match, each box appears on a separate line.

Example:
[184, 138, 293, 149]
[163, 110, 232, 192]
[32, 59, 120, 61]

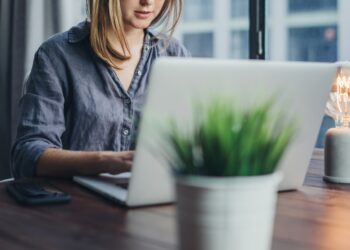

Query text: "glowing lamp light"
[325, 63, 350, 127]
[324, 62, 350, 184]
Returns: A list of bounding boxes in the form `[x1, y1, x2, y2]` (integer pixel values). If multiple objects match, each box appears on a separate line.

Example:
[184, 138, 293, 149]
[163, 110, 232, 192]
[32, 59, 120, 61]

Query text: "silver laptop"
[74, 58, 337, 207]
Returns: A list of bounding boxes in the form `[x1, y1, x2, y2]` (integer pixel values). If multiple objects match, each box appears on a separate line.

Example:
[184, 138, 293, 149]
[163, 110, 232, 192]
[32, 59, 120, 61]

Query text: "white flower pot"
[176, 172, 282, 250]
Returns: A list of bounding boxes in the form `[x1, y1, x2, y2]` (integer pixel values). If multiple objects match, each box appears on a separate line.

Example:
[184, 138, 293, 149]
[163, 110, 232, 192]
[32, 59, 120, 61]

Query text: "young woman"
[11, 0, 189, 178]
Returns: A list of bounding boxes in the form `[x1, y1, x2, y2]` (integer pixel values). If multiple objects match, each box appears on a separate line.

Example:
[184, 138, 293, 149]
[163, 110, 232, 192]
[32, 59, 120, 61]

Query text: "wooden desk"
[1, 150, 350, 250]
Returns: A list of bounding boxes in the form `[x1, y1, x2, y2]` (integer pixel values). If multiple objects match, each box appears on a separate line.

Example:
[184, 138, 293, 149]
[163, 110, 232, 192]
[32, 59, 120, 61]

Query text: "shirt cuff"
[12, 140, 60, 178]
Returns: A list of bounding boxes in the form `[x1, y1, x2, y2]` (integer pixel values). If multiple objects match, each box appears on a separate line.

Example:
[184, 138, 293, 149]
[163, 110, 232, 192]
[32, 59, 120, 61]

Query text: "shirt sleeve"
[161, 37, 192, 57]
[11, 47, 66, 178]
[169, 38, 191, 57]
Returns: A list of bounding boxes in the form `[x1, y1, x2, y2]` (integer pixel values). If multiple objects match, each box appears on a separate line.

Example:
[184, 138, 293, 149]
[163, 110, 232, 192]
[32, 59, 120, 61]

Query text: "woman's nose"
[140, 0, 153, 6]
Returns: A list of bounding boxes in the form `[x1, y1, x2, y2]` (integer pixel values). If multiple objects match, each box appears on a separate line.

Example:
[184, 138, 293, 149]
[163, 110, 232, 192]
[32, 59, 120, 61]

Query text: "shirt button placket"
[124, 98, 131, 105]
[122, 128, 130, 136]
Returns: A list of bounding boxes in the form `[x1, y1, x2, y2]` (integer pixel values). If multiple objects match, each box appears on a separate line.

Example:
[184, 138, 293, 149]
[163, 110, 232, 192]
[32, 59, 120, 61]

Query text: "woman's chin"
[128, 20, 153, 30]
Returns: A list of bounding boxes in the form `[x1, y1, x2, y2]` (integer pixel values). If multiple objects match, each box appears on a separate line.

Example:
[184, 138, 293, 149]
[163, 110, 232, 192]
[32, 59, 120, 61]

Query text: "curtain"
[0, 0, 27, 179]
[0, 0, 84, 179]
[25, 0, 84, 73]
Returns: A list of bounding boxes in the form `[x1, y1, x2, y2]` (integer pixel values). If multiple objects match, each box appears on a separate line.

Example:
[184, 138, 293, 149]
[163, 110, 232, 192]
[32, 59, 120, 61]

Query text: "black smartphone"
[7, 180, 71, 205]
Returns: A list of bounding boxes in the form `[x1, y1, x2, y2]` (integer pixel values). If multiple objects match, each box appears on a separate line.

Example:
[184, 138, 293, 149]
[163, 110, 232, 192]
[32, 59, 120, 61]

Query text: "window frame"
[249, 0, 266, 59]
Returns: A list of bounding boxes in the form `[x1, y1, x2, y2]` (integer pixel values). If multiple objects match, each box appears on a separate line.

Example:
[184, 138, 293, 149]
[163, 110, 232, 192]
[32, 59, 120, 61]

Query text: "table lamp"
[324, 62, 350, 183]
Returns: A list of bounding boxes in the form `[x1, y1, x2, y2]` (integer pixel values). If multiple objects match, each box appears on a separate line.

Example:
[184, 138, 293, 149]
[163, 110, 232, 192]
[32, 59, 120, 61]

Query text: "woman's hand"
[99, 151, 134, 175]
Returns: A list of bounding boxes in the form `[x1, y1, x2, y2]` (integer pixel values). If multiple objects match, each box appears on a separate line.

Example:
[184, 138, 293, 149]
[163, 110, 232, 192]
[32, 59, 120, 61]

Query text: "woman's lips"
[134, 11, 153, 19]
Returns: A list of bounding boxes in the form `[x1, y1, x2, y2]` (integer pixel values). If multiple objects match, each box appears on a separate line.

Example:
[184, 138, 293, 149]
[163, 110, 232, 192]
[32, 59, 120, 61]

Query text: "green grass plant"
[162, 97, 296, 176]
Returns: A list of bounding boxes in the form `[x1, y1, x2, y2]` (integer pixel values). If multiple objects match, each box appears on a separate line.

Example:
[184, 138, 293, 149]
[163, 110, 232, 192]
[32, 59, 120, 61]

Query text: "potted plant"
[161, 97, 295, 250]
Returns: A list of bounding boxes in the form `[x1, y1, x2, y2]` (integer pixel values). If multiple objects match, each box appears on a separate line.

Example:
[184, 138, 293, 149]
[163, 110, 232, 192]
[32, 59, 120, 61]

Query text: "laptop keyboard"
[115, 183, 129, 189]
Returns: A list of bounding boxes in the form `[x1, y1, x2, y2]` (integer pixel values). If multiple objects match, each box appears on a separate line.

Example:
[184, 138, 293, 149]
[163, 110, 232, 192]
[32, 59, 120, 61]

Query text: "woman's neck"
[108, 26, 145, 55]
[124, 26, 145, 47]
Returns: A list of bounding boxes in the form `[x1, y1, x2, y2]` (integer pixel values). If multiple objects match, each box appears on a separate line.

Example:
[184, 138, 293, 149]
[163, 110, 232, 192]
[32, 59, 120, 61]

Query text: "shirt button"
[144, 45, 149, 51]
[122, 129, 130, 136]
[124, 99, 131, 105]
[137, 70, 142, 76]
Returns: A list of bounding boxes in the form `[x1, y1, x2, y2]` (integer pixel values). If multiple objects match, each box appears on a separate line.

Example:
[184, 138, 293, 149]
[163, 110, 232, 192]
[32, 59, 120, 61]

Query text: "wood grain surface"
[1, 149, 350, 250]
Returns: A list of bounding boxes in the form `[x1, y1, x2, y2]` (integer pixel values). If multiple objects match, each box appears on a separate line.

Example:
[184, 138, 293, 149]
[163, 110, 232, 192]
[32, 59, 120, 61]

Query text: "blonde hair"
[87, 0, 182, 69]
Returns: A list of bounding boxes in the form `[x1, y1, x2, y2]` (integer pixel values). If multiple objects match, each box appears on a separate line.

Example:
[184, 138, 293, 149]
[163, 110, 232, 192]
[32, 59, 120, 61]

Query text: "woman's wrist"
[95, 151, 112, 173]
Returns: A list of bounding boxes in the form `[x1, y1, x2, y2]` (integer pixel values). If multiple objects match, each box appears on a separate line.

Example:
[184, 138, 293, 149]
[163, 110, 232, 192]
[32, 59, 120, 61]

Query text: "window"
[183, 0, 213, 21]
[288, 26, 337, 62]
[177, 0, 249, 58]
[288, 0, 337, 13]
[230, 30, 249, 59]
[231, 0, 249, 18]
[267, 0, 338, 61]
[183, 33, 214, 57]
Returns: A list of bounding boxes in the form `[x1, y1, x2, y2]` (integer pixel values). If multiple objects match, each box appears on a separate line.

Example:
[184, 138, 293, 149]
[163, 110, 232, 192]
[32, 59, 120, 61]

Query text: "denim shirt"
[11, 21, 190, 177]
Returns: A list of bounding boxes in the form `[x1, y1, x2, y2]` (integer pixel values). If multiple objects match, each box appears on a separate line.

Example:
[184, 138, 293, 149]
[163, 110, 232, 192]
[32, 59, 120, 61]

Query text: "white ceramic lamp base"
[324, 127, 350, 184]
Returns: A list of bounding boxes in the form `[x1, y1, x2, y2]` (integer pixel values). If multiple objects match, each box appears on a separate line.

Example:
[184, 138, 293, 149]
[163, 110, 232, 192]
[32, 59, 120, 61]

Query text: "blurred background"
[0, 0, 348, 179]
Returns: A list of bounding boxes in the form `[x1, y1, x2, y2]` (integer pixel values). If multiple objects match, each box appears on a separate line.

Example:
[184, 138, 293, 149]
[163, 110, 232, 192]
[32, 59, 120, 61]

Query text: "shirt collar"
[68, 20, 90, 43]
